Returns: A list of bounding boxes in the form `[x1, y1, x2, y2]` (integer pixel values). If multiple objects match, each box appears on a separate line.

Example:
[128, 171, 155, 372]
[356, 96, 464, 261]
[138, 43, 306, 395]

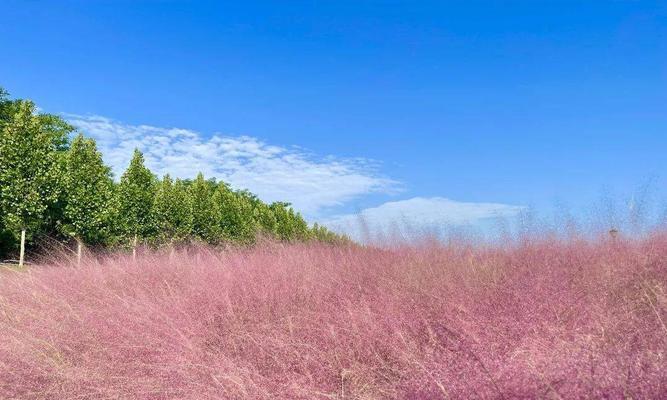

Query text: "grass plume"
[1, 236, 666, 399]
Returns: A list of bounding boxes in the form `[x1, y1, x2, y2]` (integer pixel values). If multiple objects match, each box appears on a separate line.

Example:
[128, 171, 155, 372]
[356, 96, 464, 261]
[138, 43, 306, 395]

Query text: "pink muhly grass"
[0, 236, 666, 399]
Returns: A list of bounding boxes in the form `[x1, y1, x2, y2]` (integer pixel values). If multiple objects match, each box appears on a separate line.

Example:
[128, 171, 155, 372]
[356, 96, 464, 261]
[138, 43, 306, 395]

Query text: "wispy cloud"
[66, 114, 397, 216]
[323, 197, 525, 241]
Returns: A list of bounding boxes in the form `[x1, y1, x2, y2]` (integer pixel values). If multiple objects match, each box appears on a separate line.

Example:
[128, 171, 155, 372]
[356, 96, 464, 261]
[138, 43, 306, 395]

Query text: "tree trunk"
[132, 234, 138, 260]
[19, 228, 26, 268]
[76, 238, 83, 266]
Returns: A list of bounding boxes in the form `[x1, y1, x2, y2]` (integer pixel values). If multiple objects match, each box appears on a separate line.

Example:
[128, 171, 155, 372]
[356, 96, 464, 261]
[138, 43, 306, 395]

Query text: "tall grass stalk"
[0, 236, 666, 399]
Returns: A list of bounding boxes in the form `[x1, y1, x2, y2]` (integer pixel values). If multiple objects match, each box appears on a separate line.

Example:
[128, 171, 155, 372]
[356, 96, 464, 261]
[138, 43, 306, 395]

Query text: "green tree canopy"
[0, 88, 12, 256]
[270, 202, 311, 242]
[151, 175, 193, 245]
[249, 195, 278, 236]
[189, 173, 222, 243]
[60, 133, 114, 245]
[116, 149, 156, 243]
[0, 88, 350, 261]
[0, 100, 69, 235]
[214, 187, 258, 244]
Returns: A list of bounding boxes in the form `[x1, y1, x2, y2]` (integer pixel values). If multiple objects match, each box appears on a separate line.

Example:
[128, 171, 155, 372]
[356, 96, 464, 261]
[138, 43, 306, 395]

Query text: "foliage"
[116, 149, 157, 243]
[214, 186, 258, 244]
[0, 88, 348, 259]
[151, 175, 193, 245]
[0, 100, 70, 238]
[188, 173, 222, 243]
[0, 88, 10, 255]
[60, 134, 114, 245]
[311, 222, 349, 244]
[270, 202, 311, 242]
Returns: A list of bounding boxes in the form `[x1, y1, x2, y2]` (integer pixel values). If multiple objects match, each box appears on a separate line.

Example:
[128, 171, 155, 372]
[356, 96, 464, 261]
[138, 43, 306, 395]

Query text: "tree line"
[0, 88, 347, 266]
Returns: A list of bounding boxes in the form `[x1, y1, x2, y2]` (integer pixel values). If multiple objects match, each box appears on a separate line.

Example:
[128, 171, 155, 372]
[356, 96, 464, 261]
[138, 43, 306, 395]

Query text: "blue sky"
[1, 1, 666, 236]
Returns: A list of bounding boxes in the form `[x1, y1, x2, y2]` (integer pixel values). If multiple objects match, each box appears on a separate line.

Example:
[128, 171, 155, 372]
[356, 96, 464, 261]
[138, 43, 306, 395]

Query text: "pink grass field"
[1, 236, 666, 399]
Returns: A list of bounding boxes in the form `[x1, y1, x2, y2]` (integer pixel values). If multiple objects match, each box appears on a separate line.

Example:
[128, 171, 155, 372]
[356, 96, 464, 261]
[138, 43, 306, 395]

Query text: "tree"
[189, 173, 222, 243]
[0, 88, 12, 256]
[311, 223, 349, 244]
[61, 134, 114, 264]
[214, 187, 258, 244]
[0, 101, 71, 267]
[151, 175, 193, 247]
[0, 87, 15, 122]
[0, 87, 345, 260]
[270, 202, 311, 242]
[253, 201, 278, 237]
[116, 149, 156, 257]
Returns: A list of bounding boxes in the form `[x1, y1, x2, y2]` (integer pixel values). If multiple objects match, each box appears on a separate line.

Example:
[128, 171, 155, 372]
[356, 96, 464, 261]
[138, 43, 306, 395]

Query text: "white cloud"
[65, 114, 397, 216]
[323, 197, 525, 241]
